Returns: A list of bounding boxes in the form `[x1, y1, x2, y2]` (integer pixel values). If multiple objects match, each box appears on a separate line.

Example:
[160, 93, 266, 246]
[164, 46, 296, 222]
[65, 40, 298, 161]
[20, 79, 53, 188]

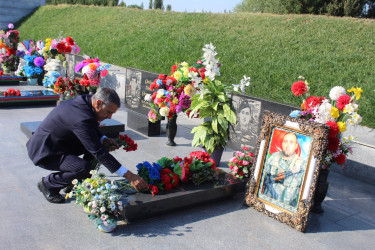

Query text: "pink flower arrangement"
[228, 147, 255, 179]
[75, 58, 110, 91]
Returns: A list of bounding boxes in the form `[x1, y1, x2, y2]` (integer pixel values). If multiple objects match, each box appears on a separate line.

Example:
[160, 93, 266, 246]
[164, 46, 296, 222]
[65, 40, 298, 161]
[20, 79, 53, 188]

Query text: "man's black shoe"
[62, 184, 74, 194]
[37, 178, 65, 204]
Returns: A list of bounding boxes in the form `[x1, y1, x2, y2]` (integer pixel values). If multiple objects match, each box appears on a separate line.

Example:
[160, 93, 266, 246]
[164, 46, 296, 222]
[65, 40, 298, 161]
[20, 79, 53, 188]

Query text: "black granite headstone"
[119, 173, 247, 221]
[227, 93, 296, 153]
[20, 119, 125, 139]
[124, 67, 161, 136]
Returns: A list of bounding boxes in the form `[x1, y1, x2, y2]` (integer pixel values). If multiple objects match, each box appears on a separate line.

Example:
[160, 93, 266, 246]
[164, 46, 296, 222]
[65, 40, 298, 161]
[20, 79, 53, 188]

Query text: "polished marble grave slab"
[0, 89, 59, 106]
[119, 173, 247, 222]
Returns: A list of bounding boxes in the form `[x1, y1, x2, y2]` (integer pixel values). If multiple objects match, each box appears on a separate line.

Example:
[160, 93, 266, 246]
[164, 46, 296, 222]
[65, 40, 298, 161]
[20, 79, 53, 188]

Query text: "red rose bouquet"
[42, 35, 80, 62]
[53, 77, 82, 99]
[116, 134, 138, 152]
[136, 150, 220, 195]
[290, 76, 363, 169]
[2, 88, 21, 97]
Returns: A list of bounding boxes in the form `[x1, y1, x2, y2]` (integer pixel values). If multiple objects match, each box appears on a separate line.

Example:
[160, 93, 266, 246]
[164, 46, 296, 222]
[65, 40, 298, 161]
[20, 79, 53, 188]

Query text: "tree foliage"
[154, 0, 163, 10]
[234, 0, 369, 17]
[47, 0, 119, 6]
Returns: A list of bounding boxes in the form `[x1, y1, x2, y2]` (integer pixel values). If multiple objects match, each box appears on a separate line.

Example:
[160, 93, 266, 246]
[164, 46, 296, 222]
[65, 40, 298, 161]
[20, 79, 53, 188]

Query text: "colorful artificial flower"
[336, 94, 350, 111]
[146, 44, 222, 123]
[290, 77, 363, 169]
[291, 80, 309, 96]
[329, 86, 346, 101]
[116, 134, 138, 152]
[347, 87, 363, 100]
[228, 147, 255, 179]
[67, 171, 128, 231]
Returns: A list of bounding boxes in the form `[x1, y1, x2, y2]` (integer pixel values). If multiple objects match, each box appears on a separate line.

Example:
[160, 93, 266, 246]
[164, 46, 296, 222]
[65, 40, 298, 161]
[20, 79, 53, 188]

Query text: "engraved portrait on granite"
[125, 69, 142, 109]
[229, 94, 261, 152]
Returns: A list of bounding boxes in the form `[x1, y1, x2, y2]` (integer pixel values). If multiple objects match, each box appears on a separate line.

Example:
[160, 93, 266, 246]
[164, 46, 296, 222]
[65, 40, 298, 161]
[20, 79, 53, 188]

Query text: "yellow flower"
[202, 77, 209, 84]
[181, 61, 189, 67]
[184, 84, 196, 96]
[45, 38, 52, 43]
[337, 121, 347, 133]
[172, 98, 179, 104]
[330, 107, 340, 118]
[183, 69, 189, 78]
[173, 71, 182, 81]
[347, 87, 363, 100]
[92, 180, 98, 188]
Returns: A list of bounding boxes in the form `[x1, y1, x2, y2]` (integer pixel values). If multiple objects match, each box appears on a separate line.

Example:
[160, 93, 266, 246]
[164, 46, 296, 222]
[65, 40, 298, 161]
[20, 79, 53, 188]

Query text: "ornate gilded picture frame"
[245, 111, 329, 232]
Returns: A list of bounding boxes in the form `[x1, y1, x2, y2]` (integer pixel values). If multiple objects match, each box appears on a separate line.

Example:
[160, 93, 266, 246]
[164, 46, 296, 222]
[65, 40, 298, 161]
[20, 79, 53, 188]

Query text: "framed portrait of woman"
[245, 111, 329, 232]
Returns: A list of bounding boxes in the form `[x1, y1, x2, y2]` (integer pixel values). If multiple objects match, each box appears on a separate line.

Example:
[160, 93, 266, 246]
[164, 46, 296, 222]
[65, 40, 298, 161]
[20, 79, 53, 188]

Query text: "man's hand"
[103, 138, 120, 151]
[274, 171, 285, 181]
[124, 171, 148, 191]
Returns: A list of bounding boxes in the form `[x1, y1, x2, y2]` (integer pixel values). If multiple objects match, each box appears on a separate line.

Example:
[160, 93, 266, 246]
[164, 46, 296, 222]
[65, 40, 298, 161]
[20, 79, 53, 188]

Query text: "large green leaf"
[157, 157, 173, 168]
[173, 164, 183, 179]
[217, 114, 228, 131]
[217, 93, 226, 102]
[212, 117, 218, 133]
[228, 109, 237, 124]
[212, 101, 219, 111]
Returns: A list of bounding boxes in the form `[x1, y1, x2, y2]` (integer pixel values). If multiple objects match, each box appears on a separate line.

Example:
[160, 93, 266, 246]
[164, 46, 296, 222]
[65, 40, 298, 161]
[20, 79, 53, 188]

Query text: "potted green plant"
[188, 79, 236, 165]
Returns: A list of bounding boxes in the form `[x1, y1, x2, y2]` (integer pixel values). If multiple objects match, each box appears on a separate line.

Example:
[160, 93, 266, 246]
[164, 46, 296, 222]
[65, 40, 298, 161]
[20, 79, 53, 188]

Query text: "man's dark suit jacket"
[26, 95, 121, 173]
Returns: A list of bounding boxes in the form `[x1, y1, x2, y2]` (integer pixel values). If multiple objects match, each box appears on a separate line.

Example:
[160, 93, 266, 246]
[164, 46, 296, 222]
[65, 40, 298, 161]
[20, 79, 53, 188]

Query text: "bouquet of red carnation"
[187, 151, 219, 185]
[117, 134, 137, 152]
[3, 88, 20, 97]
[159, 168, 179, 191]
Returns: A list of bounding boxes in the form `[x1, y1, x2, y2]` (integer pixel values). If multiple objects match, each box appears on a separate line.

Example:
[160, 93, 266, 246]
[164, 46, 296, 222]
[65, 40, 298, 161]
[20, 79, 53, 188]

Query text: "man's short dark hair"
[92, 88, 121, 107]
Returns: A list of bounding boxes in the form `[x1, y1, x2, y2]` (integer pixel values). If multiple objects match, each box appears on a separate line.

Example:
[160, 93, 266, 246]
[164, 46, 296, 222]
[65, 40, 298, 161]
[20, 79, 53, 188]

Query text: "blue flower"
[147, 162, 161, 182]
[34, 67, 43, 75]
[24, 55, 33, 63]
[289, 110, 301, 118]
[152, 162, 162, 171]
[50, 71, 60, 79]
[24, 66, 35, 78]
[136, 162, 145, 171]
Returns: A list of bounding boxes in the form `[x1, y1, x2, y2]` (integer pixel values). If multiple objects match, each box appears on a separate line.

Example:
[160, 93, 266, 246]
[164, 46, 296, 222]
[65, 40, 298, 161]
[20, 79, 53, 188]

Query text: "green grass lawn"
[16, 5, 375, 128]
